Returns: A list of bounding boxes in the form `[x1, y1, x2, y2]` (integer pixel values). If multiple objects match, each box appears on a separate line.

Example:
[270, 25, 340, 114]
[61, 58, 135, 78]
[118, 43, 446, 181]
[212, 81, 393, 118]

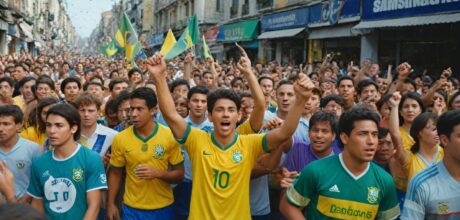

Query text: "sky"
[66, 0, 116, 38]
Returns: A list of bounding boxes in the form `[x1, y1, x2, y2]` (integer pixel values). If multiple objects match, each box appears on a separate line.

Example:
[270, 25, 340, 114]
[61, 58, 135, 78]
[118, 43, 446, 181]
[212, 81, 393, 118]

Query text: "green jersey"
[27, 145, 107, 220]
[286, 153, 400, 220]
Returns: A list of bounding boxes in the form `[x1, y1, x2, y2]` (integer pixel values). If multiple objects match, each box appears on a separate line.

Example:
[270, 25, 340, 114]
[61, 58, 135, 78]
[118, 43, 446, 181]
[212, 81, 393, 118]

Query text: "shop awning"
[19, 22, 34, 42]
[218, 19, 259, 42]
[353, 13, 460, 29]
[258, 27, 305, 39]
[308, 24, 356, 40]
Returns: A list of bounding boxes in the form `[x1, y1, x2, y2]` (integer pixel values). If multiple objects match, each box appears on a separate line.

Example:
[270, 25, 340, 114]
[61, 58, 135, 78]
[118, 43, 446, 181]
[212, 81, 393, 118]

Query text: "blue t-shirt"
[27, 144, 107, 220]
[0, 137, 41, 198]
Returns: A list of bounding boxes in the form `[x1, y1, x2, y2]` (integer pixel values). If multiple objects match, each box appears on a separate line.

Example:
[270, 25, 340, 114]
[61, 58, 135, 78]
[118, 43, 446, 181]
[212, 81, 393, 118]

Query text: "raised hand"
[293, 73, 315, 100]
[146, 53, 167, 79]
[0, 160, 15, 201]
[184, 53, 194, 64]
[388, 92, 401, 109]
[397, 62, 412, 78]
[235, 42, 252, 74]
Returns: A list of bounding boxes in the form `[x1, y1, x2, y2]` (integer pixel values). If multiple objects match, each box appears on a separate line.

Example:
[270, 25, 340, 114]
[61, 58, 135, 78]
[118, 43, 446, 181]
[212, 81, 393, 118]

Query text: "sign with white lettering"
[261, 7, 309, 31]
[363, 0, 460, 20]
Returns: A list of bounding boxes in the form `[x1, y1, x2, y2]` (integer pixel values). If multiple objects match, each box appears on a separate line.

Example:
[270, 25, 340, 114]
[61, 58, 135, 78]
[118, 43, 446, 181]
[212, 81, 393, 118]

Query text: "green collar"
[133, 122, 159, 143]
[211, 132, 238, 151]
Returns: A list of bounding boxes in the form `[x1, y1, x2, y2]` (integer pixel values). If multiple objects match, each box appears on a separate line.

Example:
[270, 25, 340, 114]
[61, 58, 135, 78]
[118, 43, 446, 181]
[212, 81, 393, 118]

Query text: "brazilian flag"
[115, 12, 146, 62]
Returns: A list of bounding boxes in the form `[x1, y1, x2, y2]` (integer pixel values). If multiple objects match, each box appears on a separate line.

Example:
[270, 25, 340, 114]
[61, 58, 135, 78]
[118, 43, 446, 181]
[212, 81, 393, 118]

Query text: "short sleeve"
[377, 175, 401, 219]
[245, 134, 268, 162]
[400, 178, 426, 220]
[176, 125, 205, 159]
[285, 163, 315, 208]
[109, 135, 125, 168]
[26, 162, 43, 198]
[236, 120, 257, 135]
[86, 152, 108, 192]
[167, 137, 184, 167]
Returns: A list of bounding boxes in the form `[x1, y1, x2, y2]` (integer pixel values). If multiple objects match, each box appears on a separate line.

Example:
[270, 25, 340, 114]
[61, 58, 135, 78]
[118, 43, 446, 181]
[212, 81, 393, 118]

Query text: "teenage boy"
[107, 88, 184, 220]
[27, 104, 107, 219]
[147, 52, 315, 220]
[0, 105, 41, 203]
[281, 107, 400, 220]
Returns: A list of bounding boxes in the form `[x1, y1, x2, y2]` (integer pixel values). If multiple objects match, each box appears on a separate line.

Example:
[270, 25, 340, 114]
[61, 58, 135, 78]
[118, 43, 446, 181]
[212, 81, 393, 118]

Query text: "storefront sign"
[363, 0, 460, 20]
[309, 0, 360, 26]
[146, 33, 164, 47]
[217, 19, 259, 42]
[262, 7, 309, 31]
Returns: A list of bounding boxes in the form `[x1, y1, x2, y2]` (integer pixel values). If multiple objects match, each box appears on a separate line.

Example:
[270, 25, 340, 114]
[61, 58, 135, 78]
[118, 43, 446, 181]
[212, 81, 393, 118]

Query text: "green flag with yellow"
[164, 15, 199, 60]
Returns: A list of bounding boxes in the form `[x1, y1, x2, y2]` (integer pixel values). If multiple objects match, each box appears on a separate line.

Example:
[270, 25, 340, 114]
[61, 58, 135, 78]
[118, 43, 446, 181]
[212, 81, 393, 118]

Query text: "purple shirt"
[283, 137, 342, 172]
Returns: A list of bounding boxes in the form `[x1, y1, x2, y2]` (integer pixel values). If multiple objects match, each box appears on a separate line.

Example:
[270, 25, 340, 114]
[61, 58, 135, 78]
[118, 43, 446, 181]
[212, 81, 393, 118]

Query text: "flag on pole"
[160, 29, 176, 55]
[115, 12, 146, 62]
[202, 35, 212, 59]
[164, 15, 199, 60]
[100, 40, 118, 58]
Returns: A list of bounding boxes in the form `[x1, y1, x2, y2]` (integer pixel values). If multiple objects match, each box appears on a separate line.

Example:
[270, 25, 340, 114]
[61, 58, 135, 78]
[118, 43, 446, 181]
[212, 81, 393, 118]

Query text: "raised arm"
[387, 92, 409, 166]
[207, 57, 219, 89]
[183, 53, 193, 82]
[266, 74, 314, 151]
[147, 53, 188, 139]
[235, 43, 265, 131]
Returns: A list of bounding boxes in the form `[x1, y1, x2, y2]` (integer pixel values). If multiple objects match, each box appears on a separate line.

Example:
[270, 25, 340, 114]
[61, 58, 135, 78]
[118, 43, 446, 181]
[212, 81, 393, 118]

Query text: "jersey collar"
[133, 122, 159, 143]
[211, 132, 238, 151]
[339, 153, 370, 181]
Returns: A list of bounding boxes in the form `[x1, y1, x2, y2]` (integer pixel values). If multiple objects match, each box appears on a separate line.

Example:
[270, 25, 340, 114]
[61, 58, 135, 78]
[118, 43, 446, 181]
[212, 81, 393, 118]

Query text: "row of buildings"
[0, 0, 77, 56]
[91, 0, 460, 73]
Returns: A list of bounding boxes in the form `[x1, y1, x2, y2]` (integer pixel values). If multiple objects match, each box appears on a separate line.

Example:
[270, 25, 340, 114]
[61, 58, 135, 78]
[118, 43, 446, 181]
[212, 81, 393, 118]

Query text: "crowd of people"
[0, 45, 459, 220]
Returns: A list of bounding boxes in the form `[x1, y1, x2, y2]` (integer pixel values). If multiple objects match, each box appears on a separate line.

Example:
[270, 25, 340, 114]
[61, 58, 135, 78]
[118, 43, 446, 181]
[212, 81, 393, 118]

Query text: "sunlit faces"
[129, 71, 143, 84]
[87, 84, 104, 101]
[111, 82, 128, 98]
[202, 72, 213, 87]
[418, 119, 440, 146]
[208, 99, 239, 138]
[259, 78, 274, 98]
[188, 93, 207, 119]
[20, 80, 35, 102]
[375, 133, 394, 162]
[276, 84, 295, 114]
[172, 84, 189, 98]
[375, 77, 389, 94]
[64, 82, 80, 102]
[174, 96, 188, 118]
[0, 115, 21, 143]
[129, 98, 156, 129]
[340, 120, 379, 163]
[36, 83, 52, 100]
[0, 81, 13, 99]
[117, 99, 131, 123]
[358, 85, 378, 103]
[240, 96, 254, 122]
[323, 100, 343, 117]
[305, 94, 320, 114]
[338, 79, 355, 101]
[309, 121, 335, 157]
[451, 95, 460, 110]
[400, 98, 422, 124]
[46, 114, 78, 147]
[78, 104, 99, 128]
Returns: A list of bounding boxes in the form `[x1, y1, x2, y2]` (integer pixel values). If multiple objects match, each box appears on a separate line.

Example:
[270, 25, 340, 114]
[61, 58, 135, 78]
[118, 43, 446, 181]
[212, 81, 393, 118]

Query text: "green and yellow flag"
[164, 15, 199, 60]
[160, 29, 176, 55]
[100, 40, 118, 58]
[202, 35, 212, 59]
[115, 12, 146, 62]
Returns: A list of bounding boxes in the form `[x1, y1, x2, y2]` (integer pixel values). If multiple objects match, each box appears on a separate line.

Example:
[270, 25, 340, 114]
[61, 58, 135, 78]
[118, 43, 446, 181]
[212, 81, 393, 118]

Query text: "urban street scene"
[0, 0, 459, 219]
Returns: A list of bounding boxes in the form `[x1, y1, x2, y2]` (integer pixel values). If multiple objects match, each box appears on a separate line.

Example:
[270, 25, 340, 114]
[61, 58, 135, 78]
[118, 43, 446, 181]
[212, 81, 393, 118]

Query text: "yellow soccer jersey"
[236, 119, 257, 135]
[110, 124, 184, 210]
[177, 125, 270, 220]
[400, 126, 415, 151]
[20, 126, 46, 146]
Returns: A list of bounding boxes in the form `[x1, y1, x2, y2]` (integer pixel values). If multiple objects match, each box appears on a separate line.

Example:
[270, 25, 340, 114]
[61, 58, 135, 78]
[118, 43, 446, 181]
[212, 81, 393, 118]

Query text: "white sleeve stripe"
[26, 192, 43, 199]
[86, 186, 108, 192]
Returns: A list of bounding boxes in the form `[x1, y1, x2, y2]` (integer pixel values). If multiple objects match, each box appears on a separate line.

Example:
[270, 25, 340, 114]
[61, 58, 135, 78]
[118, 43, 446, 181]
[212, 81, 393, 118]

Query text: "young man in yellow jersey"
[106, 87, 184, 220]
[146, 50, 315, 220]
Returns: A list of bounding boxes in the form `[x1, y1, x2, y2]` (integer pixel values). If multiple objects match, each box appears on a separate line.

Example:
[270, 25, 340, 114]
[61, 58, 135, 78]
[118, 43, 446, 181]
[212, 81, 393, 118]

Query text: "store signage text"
[373, 0, 460, 13]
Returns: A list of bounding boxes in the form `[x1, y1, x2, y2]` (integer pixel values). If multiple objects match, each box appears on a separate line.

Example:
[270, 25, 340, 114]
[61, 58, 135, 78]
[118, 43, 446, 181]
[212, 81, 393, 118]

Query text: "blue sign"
[147, 33, 164, 47]
[363, 0, 460, 20]
[309, 0, 360, 26]
[261, 7, 309, 32]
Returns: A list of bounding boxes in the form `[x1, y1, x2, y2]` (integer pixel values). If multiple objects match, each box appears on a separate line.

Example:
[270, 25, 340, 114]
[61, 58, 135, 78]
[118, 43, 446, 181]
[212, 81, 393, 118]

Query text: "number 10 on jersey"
[213, 169, 230, 189]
